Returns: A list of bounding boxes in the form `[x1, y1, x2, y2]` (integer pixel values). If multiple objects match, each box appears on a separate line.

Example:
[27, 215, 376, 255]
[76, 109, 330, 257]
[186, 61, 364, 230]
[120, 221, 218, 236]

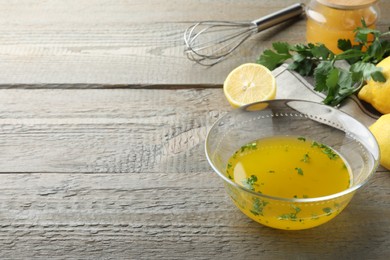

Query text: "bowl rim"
[205, 99, 380, 203]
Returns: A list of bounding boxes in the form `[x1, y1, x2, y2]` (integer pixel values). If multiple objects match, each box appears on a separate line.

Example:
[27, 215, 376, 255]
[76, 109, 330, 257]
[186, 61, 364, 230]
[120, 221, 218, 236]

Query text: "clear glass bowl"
[205, 100, 380, 230]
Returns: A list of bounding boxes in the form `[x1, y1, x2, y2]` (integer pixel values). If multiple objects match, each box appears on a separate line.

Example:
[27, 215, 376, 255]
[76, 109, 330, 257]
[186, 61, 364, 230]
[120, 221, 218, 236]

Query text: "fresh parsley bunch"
[257, 20, 390, 106]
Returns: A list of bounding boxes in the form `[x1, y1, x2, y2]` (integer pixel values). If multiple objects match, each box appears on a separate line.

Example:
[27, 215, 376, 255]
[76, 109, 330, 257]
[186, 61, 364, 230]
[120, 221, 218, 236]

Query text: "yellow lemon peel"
[370, 114, 390, 170]
[358, 56, 390, 114]
[223, 63, 276, 108]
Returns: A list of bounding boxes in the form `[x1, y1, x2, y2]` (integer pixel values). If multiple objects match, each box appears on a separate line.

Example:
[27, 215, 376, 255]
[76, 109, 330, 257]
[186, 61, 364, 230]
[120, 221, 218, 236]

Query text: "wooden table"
[0, 0, 389, 258]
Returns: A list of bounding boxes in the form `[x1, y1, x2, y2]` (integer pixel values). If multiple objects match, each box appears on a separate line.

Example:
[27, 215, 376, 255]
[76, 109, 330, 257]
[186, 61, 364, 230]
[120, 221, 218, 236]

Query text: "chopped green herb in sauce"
[322, 207, 333, 216]
[302, 153, 310, 163]
[278, 205, 301, 221]
[240, 142, 257, 152]
[295, 167, 304, 176]
[311, 142, 339, 160]
[250, 198, 268, 216]
[242, 175, 258, 191]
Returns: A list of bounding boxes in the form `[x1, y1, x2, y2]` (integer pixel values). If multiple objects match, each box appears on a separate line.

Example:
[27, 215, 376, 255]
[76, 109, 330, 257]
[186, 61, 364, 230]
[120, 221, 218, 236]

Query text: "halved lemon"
[223, 63, 276, 108]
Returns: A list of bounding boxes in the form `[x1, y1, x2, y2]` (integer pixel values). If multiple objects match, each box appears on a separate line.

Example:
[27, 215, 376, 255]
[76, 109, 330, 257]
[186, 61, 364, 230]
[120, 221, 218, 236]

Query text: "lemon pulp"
[223, 63, 276, 108]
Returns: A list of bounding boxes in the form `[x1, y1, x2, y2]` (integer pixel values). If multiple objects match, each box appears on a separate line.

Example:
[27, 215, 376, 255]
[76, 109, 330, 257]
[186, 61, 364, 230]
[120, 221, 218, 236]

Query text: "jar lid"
[317, 0, 378, 9]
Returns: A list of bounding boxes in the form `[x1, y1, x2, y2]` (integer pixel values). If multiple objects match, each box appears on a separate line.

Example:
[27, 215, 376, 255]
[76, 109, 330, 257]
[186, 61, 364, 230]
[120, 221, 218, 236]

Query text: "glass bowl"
[205, 99, 380, 230]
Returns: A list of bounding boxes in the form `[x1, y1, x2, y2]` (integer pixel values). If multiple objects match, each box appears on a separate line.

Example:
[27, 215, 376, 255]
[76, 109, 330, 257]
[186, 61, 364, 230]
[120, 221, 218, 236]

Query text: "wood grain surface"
[0, 88, 389, 259]
[0, 0, 390, 259]
[0, 0, 388, 85]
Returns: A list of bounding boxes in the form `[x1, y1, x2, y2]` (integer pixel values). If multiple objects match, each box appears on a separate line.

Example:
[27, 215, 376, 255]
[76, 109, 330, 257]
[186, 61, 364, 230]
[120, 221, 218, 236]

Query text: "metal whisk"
[184, 3, 305, 66]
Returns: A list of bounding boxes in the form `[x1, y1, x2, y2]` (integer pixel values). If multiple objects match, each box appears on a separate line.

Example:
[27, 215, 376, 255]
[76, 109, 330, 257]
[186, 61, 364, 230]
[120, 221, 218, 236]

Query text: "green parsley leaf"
[323, 207, 333, 216]
[295, 167, 304, 175]
[313, 61, 333, 92]
[250, 198, 268, 216]
[242, 175, 258, 191]
[288, 58, 317, 76]
[310, 44, 333, 59]
[240, 142, 257, 152]
[272, 42, 291, 54]
[323, 68, 340, 104]
[355, 27, 381, 44]
[302, 153, 310, 163]
[257, 20, 390, 106]
[337, 39, 352, 52]
[311, 141, 320, 148]
[371, 70, 386, 82]
[326, 67, 340, 90]
[311, 142, 339, 160]
[350, 61, 384, 82]
[367, 39, 384, 61]
[335, 48, 363, 61]
[326, 69, 355, 106]
[278, 205, 301, 221]
[257, 49, 291, 70]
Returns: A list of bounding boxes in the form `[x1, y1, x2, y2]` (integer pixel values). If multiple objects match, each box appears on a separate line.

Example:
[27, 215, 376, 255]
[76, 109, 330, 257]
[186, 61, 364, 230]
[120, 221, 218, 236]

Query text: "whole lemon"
[369, 114, 390, 170]
[358, 56, 390, 114]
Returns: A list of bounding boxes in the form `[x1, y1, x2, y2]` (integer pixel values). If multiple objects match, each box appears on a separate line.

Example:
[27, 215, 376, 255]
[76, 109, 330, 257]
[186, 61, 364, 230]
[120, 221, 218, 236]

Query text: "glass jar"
[306, 0, 380, 53]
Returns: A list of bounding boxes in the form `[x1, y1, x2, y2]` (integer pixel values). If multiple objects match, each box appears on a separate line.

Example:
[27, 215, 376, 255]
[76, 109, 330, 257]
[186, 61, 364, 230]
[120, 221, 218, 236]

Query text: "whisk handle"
[252, 3, 305, 32]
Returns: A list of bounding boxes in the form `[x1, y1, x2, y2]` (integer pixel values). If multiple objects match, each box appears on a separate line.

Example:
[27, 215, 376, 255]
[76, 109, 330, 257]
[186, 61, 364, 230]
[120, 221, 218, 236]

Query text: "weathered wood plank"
[0, 22, 306, 85]
[0, 88, 227, 173]
[0, 86, 388, 258]
[0, 1, 389, 258]
[0, 0, 388, 85]
[0, 79, 387, 173]
[0, 0, 304, 85]
[0, 171, 388, 259]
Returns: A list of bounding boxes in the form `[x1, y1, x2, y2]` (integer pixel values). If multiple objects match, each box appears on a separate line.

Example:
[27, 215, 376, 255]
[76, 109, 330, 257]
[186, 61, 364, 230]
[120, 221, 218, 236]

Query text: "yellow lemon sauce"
[306, 2, 378, 53]
[226, 136, 352, 230]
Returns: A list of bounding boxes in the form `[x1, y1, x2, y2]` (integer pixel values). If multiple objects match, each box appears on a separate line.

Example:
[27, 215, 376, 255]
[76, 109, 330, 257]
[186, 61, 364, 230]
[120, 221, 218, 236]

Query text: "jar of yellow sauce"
[306, 0, 380, 53]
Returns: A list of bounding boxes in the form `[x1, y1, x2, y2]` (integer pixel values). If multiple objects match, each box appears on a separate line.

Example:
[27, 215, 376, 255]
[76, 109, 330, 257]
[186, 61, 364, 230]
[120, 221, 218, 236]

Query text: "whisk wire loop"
[184, 3, 305, 66]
